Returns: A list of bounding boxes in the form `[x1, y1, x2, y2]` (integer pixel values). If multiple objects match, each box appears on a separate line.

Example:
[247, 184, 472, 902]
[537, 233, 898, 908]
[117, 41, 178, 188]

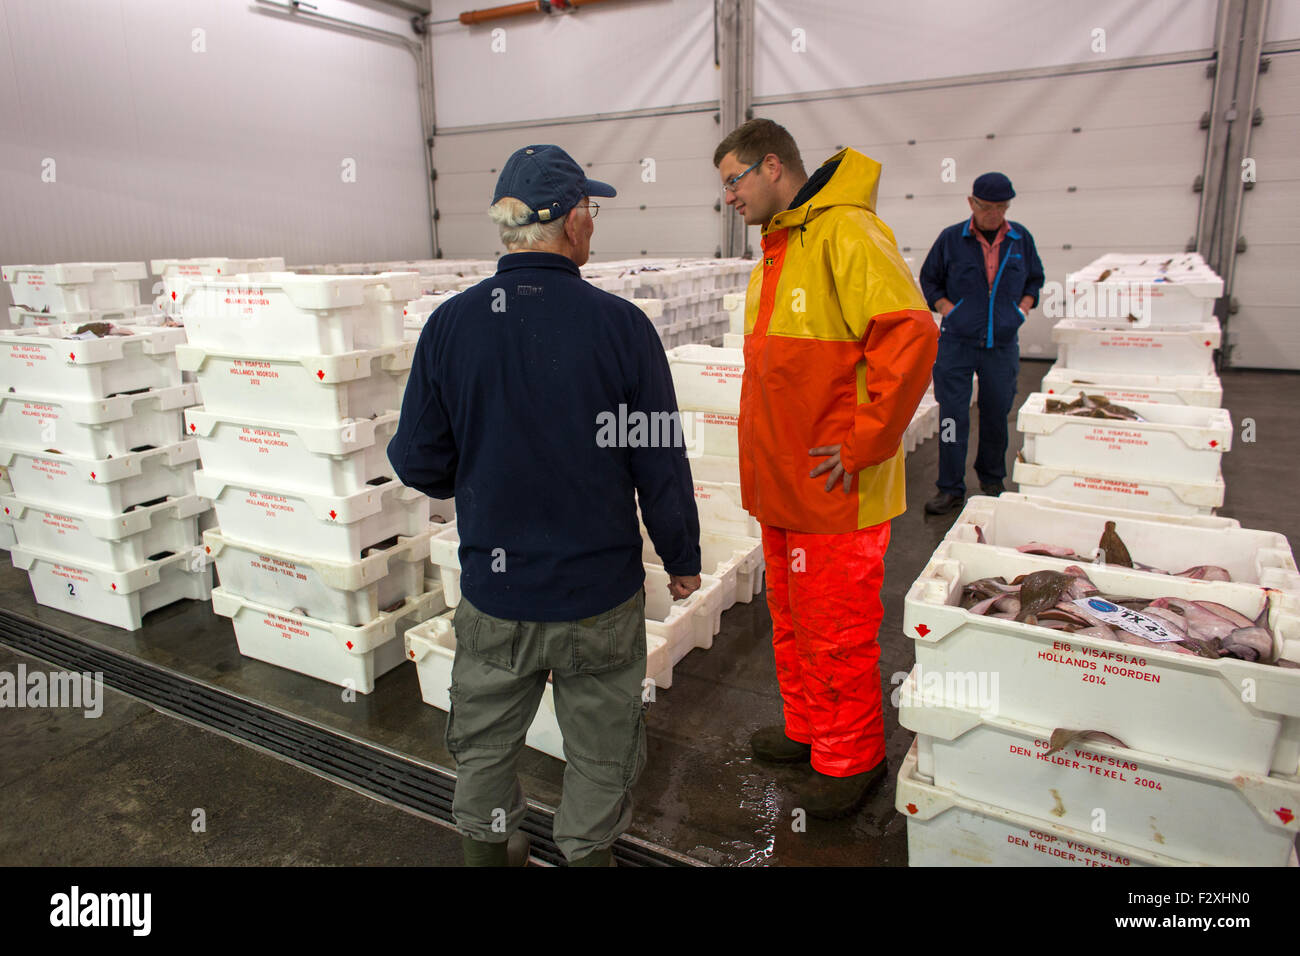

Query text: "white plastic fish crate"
[723, 292, 746, 334]
[688, 454, 759, 538]
[426, 520, 722, 670]
[179, 272, 416, 357]
[2, 262, 146, 313]
[175, 342, 413, 427]
[896, 738, 1172, 867]
[904, 539, 1300, 776]
[1065, 264, 1222, 327]
[0, 324, 186, 400]
[0, 385, 195, 459]
[2, 493, 207, 572]
[946, 493, 1299, 595]
[681, 409, 738, 458]
[1051, 320, 1220, 375]
[0, 440, 200, 516]
[212, 586, 442, 694]
[904, 397, 940, 453]
[8, 303, 160, 329]
[11, 544, 212, 631]
[641, 525, 763, 611]
[404, 611, 673, 762]
[1012, 458, 1224, 516]
[898, 670, 1299, 867]
[184, 407, 398, 497]
[722, 332, 744, 349]
[152, 258, 286, 313]
[402, 292, 458, 328]
[204, 526, 431, 627]
[1018, 393, 1231, 484]
[666, 344, 743, 413]
[1040, 364, 1222, 408]
[644, 565, 725, 667]
[195, 472, 429, 564]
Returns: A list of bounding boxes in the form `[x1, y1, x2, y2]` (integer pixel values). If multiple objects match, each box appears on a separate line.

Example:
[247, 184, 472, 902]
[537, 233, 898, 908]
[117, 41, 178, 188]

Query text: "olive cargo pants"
[446, 589, 648, 862]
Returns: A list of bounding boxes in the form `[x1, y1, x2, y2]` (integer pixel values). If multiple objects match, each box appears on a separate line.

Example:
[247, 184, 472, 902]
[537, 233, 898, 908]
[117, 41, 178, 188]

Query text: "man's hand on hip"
[668, 574, 701, 600]
[809, 445, 853, 494]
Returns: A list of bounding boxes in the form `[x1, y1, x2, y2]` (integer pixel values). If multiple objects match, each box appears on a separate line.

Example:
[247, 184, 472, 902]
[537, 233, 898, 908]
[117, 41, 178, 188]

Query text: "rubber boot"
[749, 725, 812, 764]
[796, 759, 889, 820]
[462, 831, 531, 867]
[568, 846, 616, 867]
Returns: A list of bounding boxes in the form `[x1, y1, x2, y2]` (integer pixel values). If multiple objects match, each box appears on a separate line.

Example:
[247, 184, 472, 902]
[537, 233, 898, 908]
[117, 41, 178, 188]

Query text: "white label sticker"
[1072, 598, 1181, 643]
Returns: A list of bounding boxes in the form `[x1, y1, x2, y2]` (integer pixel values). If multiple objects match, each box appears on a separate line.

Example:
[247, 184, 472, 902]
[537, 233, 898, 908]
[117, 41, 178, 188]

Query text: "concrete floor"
[0, 359, 1296, 866]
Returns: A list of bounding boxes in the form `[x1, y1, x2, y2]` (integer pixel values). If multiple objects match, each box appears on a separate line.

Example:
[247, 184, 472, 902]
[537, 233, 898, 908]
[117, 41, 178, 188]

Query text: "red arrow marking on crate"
[346, 640, 354, 650]
[1278, 807, 1295, 824]
[1204, 340, 1211, 347]
[110, 583, 116, 590]
[1209, 439, 1218, 447]
[189, 423, 196, 432]
[90, 472, 96, 480]
[205, 546, 211, 553]
[906, 803, 918, 815]
[1047, 389, 1054, 394]
[409, 650, 416, 659]
[328, 510, 337, 519]
[69, 352, 75, 361]
[317, 369, 325, 380]
[914, 624, 930, 637]
[171, 291, 177, 301]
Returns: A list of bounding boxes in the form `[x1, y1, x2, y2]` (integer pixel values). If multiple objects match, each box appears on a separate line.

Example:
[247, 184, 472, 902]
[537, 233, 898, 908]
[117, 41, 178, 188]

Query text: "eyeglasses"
[971, 197, 1010, 212]
[722, 159, 763, 194]
[583, 200, 600, 219]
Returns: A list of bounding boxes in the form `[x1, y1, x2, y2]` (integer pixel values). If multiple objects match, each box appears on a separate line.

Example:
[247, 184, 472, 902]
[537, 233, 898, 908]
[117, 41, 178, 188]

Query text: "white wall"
[427, 0, 716, 128]
[1267, 1, 1300, 43]
[0, 0, 431, 311]
[754, 0, 1218, 96]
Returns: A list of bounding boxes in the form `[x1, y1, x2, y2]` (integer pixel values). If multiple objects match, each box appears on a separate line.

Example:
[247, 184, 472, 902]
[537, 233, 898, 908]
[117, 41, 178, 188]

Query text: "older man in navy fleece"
[388, 144, 701, 868]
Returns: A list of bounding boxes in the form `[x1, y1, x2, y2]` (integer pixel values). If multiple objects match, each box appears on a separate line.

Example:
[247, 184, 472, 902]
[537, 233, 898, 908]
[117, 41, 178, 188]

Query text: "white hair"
[488, 197, 568, 250]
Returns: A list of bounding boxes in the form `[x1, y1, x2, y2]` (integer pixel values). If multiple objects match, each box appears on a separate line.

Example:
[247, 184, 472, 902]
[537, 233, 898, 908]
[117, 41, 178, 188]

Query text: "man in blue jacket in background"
[919, 172, 1045, 515]
[388, 145, 702, 867]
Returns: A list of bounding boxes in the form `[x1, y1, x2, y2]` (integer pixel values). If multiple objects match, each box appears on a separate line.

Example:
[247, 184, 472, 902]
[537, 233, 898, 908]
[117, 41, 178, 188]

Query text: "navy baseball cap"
[492, 145, 617, 224]
[972, 172, 1015, 202]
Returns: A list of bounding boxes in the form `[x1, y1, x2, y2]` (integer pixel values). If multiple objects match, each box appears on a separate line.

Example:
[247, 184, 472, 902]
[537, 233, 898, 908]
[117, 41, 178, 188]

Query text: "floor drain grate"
[0, 610, 698, 867]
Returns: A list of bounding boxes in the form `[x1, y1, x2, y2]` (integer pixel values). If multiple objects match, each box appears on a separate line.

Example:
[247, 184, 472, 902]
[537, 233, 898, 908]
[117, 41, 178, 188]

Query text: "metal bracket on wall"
[1193, 0, 1267, 369]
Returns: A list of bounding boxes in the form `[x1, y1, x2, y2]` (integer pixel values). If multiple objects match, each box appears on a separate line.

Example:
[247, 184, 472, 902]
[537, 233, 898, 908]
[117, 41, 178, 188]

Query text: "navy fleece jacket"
[387, 251, 701, 622]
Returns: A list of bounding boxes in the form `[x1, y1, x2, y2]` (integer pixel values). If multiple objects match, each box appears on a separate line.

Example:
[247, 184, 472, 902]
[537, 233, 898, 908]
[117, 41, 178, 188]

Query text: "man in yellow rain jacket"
[713, 119, 938, 818]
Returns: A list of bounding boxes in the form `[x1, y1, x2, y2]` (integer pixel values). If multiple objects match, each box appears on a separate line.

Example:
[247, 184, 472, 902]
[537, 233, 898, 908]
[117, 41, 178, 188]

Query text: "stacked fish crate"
[400, 291, 459, 343]
[174, 271, 444, 694]
[151, 258, 285, 319]
[4, 262, 158, 330]
[1015, 252, 1226, 514]
[582, 259, 753, 348]
[894, 492, 1300, 867]
[0, 262, 212, 629]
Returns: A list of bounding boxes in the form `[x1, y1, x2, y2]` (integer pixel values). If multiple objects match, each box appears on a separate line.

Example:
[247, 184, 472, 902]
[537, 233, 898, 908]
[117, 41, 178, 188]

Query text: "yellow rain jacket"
[739, 148, 939, 533]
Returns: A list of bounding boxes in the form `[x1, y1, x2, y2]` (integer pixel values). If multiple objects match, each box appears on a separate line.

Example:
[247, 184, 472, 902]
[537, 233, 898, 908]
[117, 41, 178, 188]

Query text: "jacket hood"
[767, 147, 882, 234]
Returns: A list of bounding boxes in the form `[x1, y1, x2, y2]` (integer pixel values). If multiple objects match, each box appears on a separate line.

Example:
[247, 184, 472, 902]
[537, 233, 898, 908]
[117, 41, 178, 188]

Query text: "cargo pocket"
[621, 695, 648, 789]
[454, 599, 520, 671]
[570, 591, 645, 674]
